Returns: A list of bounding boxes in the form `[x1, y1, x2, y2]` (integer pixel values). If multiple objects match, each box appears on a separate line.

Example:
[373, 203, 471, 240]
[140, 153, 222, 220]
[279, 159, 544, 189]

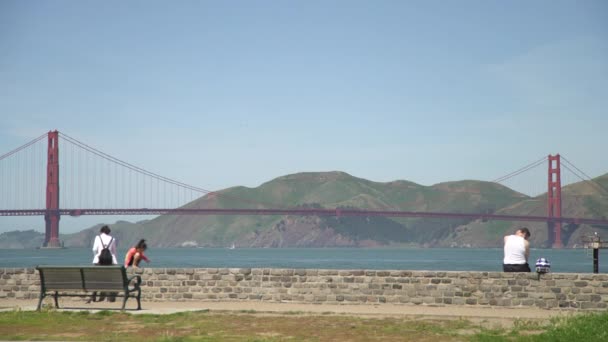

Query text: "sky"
[1, 0, 607, 233]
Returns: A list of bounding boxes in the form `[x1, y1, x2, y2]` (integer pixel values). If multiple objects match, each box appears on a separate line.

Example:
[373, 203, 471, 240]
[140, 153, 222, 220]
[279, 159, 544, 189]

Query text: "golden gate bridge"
[1, 130, 607, 248]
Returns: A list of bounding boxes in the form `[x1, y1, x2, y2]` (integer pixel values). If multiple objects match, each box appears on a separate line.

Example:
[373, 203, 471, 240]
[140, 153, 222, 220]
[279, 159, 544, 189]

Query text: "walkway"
[1, 298, 576, 323]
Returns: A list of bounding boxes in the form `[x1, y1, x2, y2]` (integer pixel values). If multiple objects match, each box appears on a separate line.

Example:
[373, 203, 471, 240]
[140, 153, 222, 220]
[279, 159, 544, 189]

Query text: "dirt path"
[1, 298, 577, 323]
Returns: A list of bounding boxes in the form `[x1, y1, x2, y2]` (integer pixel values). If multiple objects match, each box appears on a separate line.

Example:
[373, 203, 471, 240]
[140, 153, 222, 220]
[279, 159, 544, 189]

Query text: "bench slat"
[82, 268, 126, 290]
[40, 269, 83, 290]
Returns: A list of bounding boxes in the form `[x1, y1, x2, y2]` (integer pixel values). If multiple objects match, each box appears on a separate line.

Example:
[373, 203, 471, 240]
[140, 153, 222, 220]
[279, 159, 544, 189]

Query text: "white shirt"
[503, 235, 527, 264]
[92, 233, 118, 265]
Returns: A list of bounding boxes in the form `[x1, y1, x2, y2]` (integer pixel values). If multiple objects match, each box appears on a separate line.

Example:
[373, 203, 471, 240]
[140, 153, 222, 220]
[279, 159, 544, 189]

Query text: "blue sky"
[1, 1, 607, 233]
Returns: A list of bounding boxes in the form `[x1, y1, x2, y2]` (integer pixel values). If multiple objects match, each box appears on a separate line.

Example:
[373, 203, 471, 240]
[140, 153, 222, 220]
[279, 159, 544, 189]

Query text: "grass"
[0, 308, 607, 341]
[471, 312, 608, 342]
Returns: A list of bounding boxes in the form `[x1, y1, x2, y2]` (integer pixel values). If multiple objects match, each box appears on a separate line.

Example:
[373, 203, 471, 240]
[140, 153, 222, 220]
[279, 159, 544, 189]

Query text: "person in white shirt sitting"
[503, 227, 531, 272]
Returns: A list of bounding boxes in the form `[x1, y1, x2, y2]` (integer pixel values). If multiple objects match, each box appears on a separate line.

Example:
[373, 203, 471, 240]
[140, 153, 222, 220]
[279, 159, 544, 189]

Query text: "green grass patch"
[471, 311, 608, 341]
[526, 312, 608, 341]
[1, 309, 607, 341]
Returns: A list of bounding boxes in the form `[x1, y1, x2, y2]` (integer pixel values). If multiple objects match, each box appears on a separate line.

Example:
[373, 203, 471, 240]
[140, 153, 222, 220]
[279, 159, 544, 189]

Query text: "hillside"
[441, 173, 608, 248]
[2, 171, 606, 249]
[0, 230, 45, 249]
[63, 171, 527, 248]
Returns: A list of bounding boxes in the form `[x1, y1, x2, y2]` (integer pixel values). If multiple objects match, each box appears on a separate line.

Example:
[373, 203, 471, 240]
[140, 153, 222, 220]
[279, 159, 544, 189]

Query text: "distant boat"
[228, 243, 236, 250]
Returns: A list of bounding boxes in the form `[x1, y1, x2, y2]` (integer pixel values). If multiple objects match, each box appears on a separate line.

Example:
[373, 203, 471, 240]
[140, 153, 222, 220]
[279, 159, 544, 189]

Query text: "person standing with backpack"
[87, 225, 118, 303]
[92, 225, 117, 265]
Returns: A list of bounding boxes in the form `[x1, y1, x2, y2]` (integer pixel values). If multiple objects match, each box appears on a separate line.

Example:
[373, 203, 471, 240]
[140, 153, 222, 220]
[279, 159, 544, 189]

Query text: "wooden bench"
[36, 265, 142, 311]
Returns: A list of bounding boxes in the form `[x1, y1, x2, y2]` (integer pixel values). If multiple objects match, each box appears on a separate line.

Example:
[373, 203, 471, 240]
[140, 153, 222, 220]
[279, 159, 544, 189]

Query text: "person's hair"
[100, 225, 111, 234]
[135, 239, 147, 250]
[518, 227, 531, 239]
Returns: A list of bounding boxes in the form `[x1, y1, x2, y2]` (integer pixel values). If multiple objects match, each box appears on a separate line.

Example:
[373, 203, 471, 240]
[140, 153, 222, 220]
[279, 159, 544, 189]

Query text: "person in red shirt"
[124, 239, 150, 268]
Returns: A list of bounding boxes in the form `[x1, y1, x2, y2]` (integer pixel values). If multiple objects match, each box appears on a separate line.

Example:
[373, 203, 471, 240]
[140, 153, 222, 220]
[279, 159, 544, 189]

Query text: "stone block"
[594, 287, 608, 294]
[579, 274, 597, 280]
[542, 293, 556, 300]
[411, 298, 423, 305]
[575, 294, 591, 301]
[452, 298, 465, 305]
[581, 302, 598, 309]
[465, 298, 477, 305]
[476, 298, 489, 305]
[555, 280, 574, 287]
[304, 269, 318, 276]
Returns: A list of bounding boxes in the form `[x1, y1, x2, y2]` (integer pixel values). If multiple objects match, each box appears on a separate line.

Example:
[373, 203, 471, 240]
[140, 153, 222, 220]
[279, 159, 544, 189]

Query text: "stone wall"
[2, 268, 608, 310]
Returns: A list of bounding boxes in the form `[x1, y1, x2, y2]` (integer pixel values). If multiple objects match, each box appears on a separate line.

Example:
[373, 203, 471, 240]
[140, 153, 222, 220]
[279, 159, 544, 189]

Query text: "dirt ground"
[0, 298, 578, 329]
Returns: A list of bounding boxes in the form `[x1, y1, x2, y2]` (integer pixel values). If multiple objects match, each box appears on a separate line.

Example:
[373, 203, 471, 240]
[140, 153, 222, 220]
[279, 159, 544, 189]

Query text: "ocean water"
[0, 247, 605, 273]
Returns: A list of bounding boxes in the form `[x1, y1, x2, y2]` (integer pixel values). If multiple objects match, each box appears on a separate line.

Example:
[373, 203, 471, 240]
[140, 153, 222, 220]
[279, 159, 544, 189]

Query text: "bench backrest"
[37, 266, 128, 292]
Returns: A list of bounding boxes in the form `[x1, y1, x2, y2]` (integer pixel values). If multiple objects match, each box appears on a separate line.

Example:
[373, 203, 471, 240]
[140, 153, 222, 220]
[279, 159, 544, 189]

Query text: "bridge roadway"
[1, 208, 608, 226]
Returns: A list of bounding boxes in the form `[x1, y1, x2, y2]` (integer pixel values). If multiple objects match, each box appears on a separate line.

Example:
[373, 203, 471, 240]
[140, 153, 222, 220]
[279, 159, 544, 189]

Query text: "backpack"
[98, 235, 114, 265]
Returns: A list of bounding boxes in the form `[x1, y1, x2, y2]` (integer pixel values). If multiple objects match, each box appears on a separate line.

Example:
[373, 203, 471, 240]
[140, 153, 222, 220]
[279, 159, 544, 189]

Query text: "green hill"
[442, 173, 608, 248]
[66, 171, 527, 248]
[0, 230, 45, 249]
[5, 171, 605, 249]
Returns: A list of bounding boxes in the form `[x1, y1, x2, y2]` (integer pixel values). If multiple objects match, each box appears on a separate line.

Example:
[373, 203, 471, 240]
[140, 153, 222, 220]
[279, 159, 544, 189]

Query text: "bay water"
[0, 247, 605, 273]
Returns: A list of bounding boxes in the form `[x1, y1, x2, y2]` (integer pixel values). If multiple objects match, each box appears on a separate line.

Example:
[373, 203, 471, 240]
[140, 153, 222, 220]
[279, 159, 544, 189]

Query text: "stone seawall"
[2, 268, 608, 311]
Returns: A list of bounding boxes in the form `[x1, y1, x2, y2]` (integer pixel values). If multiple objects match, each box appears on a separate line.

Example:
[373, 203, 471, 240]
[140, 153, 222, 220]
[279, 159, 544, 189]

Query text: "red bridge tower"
[548, 154, 563, 248]
[44, 130, 61, 248]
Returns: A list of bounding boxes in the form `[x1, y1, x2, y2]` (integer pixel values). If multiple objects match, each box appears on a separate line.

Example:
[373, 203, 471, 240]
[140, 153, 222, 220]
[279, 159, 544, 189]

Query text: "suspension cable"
[492, 156, 547, 183]
[0, 133, 47, 161]
[561, 157, 608, 196]
[58, 132, 287, 208]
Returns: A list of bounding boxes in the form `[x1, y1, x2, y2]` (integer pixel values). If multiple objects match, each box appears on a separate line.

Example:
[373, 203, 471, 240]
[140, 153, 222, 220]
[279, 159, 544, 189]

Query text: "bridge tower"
[44, 130, 61, 248]
[548, 154, 563, 248]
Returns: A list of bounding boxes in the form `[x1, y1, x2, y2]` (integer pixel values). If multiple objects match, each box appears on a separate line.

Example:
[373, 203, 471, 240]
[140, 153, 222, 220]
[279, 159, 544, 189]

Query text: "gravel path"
[1, 298, 576, 321]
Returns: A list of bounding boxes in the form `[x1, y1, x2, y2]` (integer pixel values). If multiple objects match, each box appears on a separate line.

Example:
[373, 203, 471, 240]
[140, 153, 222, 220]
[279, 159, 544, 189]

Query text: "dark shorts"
[503, 263, 531, 272]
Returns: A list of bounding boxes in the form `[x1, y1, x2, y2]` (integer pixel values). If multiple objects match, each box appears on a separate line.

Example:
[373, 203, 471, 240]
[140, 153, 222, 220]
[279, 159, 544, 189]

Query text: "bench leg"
[121, 293, 128, 310]
[36, 292, 45, 311]
[86, 292, 97, 303]
[135, 287, 141, 310]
